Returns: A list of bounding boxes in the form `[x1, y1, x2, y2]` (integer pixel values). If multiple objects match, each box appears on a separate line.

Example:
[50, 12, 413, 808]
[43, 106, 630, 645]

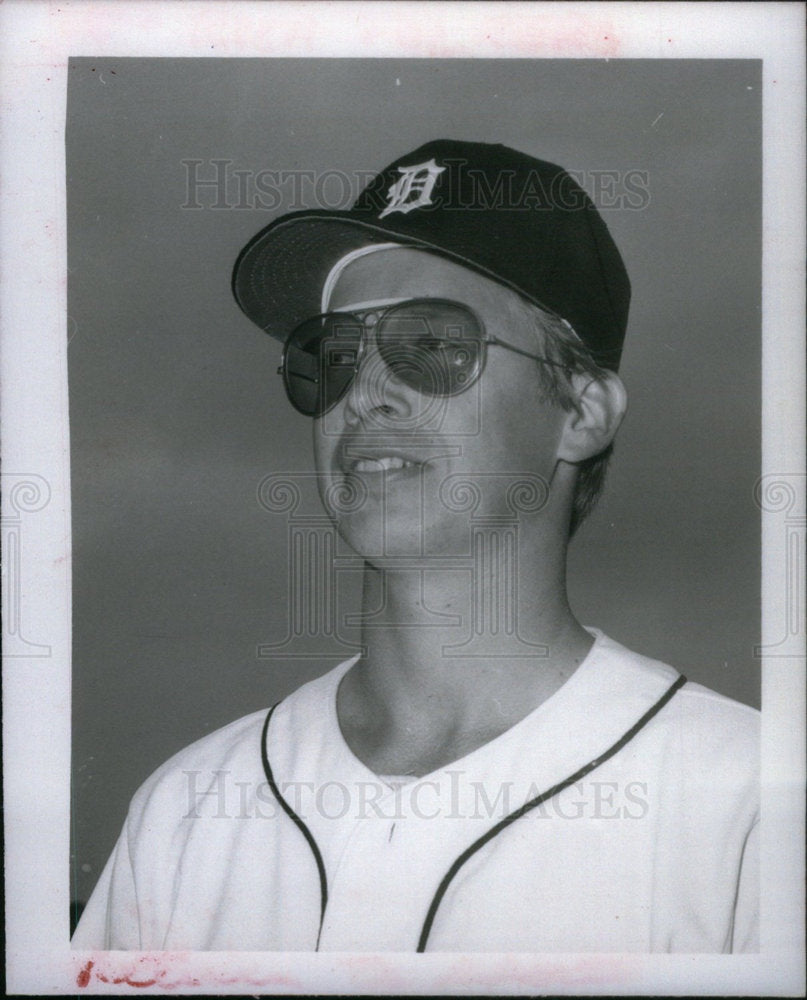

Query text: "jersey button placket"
[317, 782, 415, 950]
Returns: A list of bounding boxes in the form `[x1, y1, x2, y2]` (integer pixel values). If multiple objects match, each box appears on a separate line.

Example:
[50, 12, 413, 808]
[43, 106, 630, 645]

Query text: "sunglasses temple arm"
[486, 336, 570, 369]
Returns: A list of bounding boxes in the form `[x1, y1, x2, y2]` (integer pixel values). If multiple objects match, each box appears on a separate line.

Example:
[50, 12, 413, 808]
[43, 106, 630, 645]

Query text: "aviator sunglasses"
[279, 297, 570, 418]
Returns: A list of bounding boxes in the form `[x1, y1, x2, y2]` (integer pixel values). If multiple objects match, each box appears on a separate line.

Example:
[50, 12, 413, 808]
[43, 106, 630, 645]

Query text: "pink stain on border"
[76, 960, 94, 988]
[433, 953, 636, 993]
[471, 20, 622, 59]
[75, 952, 301, 991]
[74, 951, 637, 993]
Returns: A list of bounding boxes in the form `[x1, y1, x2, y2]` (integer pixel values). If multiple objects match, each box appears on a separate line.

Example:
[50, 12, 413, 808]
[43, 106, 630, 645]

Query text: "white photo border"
[1, 1, 804, 995]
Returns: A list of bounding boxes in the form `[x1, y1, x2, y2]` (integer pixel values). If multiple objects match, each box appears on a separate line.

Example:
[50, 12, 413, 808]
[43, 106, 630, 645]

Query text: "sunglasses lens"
[283, 315, 362, 416]
[282, 302, 485, 416]
[377, 301, 484, 396]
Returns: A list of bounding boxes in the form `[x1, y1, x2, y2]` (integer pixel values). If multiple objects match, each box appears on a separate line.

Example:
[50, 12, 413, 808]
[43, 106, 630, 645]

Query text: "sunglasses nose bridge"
[342, 325, 402, 419]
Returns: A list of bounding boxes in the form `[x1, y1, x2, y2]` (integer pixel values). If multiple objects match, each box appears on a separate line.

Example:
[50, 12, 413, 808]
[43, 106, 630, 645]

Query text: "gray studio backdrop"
[69, 58, 761, 905]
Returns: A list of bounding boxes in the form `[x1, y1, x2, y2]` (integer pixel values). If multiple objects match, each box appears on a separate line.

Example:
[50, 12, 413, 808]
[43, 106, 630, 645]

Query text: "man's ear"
[555, 372, 628, 463]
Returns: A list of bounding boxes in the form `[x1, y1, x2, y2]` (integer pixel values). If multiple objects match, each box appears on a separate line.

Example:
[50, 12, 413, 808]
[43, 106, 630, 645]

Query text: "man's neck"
[336, 533, 592, 777]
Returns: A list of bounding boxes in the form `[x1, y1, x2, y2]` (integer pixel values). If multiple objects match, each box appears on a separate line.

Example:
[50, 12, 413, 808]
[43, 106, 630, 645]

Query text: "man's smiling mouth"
[338, 441, 432, 476]
[350, 456, 419, 473]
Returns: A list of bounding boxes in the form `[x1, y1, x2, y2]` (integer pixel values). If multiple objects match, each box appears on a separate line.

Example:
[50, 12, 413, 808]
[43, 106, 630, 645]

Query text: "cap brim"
[231, 210, 566, 345]
[232, 212, 431, 342]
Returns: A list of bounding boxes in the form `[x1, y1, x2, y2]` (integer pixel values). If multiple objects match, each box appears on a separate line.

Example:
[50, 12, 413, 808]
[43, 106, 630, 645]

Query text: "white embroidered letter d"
[378, 159, 446, 219]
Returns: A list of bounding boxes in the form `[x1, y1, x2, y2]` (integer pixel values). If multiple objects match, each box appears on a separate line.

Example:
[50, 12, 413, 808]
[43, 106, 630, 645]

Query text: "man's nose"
[342, 337, 418, 428]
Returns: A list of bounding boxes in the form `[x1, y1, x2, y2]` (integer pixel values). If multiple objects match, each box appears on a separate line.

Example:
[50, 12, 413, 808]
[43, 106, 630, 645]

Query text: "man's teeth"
[352, 457, 415, 472]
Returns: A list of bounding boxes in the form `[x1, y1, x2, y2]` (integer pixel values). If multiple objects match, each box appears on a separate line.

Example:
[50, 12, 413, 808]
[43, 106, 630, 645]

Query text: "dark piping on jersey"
[260, 704, 329, 950]
[260, 673, 687, 953]
[416, 672, 687, 950]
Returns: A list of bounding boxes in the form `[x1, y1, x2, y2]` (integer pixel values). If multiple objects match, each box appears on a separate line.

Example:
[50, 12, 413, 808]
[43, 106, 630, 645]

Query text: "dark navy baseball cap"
[232, 139, 631, 370]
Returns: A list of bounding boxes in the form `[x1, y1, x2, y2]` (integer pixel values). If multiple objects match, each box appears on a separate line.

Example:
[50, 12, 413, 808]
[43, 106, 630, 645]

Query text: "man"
[73, 140, 758, 952]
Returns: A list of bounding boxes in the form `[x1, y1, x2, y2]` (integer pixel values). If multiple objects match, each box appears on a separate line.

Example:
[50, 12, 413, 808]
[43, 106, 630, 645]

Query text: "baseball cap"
[232, 139, 631, 370]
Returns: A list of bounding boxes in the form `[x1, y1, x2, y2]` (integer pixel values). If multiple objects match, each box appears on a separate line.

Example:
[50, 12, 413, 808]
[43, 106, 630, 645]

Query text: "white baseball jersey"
[73, 630, 759, 952]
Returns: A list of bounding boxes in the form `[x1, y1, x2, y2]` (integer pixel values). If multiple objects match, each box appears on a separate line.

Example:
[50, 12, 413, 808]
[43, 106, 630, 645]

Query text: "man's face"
[313, 248, 570, 560]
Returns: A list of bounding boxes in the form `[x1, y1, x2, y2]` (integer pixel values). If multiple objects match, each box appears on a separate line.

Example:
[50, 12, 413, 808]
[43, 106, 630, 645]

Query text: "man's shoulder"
[599, 631, 758, 715]
[127, 659, 354, 821]
[674, 676, 759, 724]
[669, 677, 760, 770]
[597, 631, 759, 776]
[127, 708, 270, 819]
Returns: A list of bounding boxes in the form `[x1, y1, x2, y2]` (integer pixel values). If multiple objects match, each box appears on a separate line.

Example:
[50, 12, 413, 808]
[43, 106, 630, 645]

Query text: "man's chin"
[333, 518, 474, 566]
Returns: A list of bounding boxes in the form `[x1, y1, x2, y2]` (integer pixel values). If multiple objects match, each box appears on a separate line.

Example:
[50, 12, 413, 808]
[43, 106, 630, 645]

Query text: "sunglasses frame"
[278, 297, 570, 418]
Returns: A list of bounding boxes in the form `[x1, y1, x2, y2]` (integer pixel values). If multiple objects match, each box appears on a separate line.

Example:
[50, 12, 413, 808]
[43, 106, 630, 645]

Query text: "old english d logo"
[378, 158, 446, 219]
